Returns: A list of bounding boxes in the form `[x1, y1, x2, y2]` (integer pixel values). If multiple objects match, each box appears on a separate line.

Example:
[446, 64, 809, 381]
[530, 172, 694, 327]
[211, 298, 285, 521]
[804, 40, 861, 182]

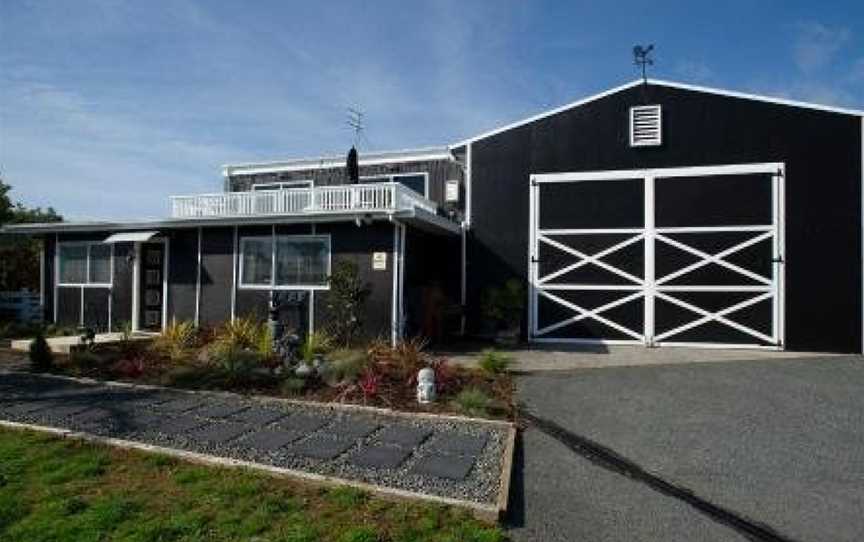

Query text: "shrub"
[70, 349, 103, 371]
[209, 343, 258, 385]
[154, 321, 197, 362]
[391, 337, 428, 379]
[326, 259, 372, 347]
[28, 330, 53, 371]
[112, 357, 145, 379]
[299, 331, 332, 363]
[214, 317, 263, 351]
[280, 377, 307, 396]
[321, 349, 368, 386]
[481, 278, 525, 329]
[478, 349, 512, 375]
[452, 388, 492, 417]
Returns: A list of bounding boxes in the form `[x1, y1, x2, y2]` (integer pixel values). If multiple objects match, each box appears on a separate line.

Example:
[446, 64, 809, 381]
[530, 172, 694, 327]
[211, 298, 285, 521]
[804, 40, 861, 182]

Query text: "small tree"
[326, 259, 371, 347]
[29, 329, 53, 371]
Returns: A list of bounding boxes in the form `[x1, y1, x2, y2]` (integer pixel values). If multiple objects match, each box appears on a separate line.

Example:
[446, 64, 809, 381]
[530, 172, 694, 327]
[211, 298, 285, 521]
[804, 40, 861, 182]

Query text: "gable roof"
[451, 78, 864, 147]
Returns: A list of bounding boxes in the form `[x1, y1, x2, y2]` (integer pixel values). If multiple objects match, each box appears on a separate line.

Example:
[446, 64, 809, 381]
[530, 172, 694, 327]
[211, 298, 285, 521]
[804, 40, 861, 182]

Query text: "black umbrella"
[346, 146, 359, 184]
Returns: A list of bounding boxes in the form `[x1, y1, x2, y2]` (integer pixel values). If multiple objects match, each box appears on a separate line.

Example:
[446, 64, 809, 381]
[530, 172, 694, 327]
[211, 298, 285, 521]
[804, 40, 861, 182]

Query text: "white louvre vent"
[630, 105, 662, 147]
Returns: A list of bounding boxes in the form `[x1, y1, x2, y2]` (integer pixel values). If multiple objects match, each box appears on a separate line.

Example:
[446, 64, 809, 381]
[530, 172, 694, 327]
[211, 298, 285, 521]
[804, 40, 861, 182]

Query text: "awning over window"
[102, 231, 159, 243]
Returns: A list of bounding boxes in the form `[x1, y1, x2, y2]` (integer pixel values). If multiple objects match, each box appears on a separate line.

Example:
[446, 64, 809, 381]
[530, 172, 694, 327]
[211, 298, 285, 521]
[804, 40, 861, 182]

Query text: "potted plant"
[480, 279, 525, 345]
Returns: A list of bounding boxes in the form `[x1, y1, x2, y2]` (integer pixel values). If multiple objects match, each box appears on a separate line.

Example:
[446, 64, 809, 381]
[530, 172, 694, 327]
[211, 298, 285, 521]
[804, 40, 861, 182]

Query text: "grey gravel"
[0, 372, 509, 505]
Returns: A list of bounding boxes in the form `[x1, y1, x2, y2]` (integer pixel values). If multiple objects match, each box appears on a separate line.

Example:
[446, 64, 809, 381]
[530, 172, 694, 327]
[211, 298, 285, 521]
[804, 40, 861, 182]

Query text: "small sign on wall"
[445, 180, 460, 203]
[372, 252, 387, 271]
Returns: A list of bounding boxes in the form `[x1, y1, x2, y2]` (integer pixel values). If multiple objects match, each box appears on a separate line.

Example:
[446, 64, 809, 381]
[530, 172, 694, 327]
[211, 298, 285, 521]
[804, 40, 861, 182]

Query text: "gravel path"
[0, 371, 509, 506]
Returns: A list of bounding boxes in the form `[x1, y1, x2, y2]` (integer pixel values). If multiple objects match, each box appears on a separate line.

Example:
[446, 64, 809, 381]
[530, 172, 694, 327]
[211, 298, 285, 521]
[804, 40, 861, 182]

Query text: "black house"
[5, 79, 863, 353]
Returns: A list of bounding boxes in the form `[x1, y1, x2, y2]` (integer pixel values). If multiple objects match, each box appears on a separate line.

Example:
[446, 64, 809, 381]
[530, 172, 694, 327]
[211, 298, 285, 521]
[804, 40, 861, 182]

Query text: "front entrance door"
[528, 163, 784, 349]
[139, 242, 165, 331]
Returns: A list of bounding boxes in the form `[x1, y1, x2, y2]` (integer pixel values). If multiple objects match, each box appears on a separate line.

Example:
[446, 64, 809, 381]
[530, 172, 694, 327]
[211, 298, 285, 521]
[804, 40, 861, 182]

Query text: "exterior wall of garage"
[467, 83, 863, 352]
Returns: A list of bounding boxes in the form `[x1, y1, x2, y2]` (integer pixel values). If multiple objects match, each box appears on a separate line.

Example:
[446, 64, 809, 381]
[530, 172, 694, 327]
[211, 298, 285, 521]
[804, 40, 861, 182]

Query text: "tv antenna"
[346, 107, 365, 146]
[633, 44, 654, 82]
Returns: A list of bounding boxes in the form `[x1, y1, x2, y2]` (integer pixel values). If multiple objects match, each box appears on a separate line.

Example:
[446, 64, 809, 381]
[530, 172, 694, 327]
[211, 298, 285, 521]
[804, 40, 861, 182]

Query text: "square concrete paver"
[349, 444, 413, 469]
[410, 454, 476, 481]
[242, 429, 304, 451]
[230, 407, 287, 426]
[194, 404, 248, 420]
[187, 422, 249, 444]
[287, 437, 355, 460]
[279, 413, 329, 433]
[153, 416, 206, 435]
[376, 425, 432, 448]
[322, 418, 380, 440]
[156, 397, 204, 413]
[427, 433, 487, 457]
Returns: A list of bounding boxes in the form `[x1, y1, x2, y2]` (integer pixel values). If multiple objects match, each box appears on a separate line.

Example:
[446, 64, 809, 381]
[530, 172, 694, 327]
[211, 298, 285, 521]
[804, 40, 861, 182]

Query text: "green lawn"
[0, 428, 505, 542]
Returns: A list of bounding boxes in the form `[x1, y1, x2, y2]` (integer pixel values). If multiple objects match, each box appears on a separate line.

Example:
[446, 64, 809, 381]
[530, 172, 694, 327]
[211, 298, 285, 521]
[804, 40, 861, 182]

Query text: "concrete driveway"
[508, 354, 864, 541]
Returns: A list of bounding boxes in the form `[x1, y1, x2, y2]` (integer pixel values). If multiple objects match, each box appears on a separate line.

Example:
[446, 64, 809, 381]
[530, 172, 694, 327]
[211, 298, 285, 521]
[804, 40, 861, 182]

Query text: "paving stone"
[229, 407, 287, 426]
[194, 404, 248, 420]
[73, 407, 114, 424]
[47, 403, 95, 418]
[376, 425, 432, 448]
[427, 433, 488, 457]
[348, 444, 413, 469]
[410, 453, 476, 481]
[322, 419, 380, 440]
[115, 413, 161, 432]
[152, 416, 206, 435]
[187, 422, 249, 444]
[278, 413, 328, 433]
[155, 397, 204, 413]
[0, 401, 52, 415]
[242, 429, 304, 451]
[286, 437, 355, 460]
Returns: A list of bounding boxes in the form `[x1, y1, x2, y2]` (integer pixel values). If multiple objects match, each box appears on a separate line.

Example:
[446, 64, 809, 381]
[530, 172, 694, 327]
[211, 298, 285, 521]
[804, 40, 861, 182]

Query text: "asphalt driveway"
[508, 355, 864, 541]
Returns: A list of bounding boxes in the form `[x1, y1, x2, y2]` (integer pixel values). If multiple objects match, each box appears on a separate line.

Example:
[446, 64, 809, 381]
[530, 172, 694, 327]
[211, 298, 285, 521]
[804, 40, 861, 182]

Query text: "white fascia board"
[647, 78, 864, 118]
[450, 78, 864, 148]
[223, 146, 454, 177]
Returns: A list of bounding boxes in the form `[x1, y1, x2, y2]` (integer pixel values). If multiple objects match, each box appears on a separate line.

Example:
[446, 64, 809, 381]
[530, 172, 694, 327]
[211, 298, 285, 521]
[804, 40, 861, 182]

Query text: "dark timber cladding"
[228, 158, 463, 209]
[468, 83, 863, 352]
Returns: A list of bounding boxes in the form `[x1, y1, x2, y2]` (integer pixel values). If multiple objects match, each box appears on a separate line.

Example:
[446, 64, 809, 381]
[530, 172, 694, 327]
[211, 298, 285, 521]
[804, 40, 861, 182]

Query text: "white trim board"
[451, 78, 864, 148]
[223, 147, 453, 177]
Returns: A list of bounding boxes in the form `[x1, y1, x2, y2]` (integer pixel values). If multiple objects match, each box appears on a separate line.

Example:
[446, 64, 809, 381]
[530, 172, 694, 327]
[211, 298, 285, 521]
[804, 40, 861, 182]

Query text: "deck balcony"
[170, 182, 437, 220]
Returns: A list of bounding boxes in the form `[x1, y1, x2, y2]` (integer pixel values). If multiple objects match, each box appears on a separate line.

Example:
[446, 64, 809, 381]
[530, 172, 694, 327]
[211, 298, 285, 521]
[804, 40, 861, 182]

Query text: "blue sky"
[1, 1, 862, 220]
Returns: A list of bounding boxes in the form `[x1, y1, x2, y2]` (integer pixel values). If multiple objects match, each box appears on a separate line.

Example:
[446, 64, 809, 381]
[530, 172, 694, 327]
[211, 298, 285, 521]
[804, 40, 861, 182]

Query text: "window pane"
[275, 237, 329, 286]
[241, 237, 272, 285]
[394, 174, 426, 196]
[89, 244, 112, 284]
[59, 245, 86, 284]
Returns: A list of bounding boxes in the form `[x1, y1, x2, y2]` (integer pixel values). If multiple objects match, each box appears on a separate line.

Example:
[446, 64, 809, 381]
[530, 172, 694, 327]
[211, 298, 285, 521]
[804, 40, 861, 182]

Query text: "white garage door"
[528, 163, 785, 349]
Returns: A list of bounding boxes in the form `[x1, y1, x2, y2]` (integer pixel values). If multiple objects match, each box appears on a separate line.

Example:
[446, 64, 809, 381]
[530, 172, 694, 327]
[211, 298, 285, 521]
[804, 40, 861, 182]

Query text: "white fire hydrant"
[417, 367, 436, 404]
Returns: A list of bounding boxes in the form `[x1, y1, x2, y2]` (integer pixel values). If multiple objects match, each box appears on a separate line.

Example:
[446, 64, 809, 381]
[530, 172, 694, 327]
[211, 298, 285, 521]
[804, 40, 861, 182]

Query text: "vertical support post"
[643, 175, 655, 346]
[391, 222, 400, 346]
[527, 176, 537, 340]
[231, 226, 238, 321]
[399, 223, 406, 339]
[466, 143, 473, 228]
[195, 227, 202, 327]
[309, 223, 316, 335]
[54, 233, 59, 324]
[39, 241, 44, 309]
[107, 242, 114, 332]
[460, 224, 467, 336]
[132, 242, 141, 331]
[162, 236, 170, 331]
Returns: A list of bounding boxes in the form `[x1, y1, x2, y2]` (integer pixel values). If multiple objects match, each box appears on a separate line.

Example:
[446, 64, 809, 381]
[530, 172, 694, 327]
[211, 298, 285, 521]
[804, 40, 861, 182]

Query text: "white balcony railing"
[170, 182, 437, 219]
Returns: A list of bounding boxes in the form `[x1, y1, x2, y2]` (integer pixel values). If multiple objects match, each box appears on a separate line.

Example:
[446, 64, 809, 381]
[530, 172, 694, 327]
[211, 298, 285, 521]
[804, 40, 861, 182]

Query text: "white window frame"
[56, 241, 114, 288]
[239, 233, 331, 290]
[361, 171, 429, 198]
[252, 180, 313, 191]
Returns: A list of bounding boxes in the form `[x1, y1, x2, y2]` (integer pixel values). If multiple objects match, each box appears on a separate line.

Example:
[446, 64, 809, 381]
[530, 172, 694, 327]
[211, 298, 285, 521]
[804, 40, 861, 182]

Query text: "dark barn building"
[5, 79, 863, 353]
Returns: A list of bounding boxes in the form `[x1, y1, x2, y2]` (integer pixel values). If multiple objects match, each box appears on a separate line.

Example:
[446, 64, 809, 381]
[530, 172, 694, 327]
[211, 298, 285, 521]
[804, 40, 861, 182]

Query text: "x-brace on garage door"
[529, 163, 785, 349]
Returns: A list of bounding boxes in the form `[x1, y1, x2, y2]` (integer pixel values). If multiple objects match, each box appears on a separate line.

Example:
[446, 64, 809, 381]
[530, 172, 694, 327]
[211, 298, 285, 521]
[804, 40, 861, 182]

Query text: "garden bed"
[12, 319, 516, 421]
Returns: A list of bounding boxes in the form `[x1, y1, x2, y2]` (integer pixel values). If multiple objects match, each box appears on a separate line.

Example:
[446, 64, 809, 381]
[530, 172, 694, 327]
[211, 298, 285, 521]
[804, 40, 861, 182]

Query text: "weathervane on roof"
[633, 44, 654, 83]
